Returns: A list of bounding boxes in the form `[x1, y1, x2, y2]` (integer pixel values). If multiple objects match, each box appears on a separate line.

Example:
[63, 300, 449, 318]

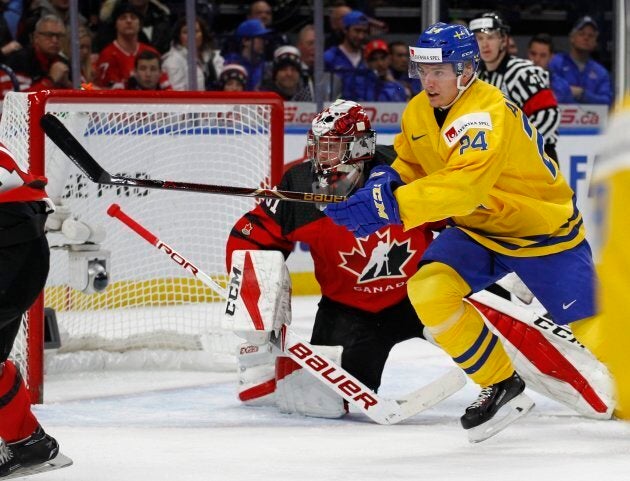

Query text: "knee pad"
[408, 262, 471, 327]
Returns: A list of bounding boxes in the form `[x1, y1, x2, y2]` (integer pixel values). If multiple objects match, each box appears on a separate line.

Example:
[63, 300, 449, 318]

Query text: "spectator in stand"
[528, 33, 573, 103]
[97, 0, 172, 53]
[325, 2, 351, 50]
[548, 16, 612, 106]
[60, 25, 97, 86]
[388, 40, 421, 98]
[19, 0, 87, 45]
[96, 2, 169, 89]
[324, 10, 370, 101]
[470, 11, 560, 163]
[260, 45, 312, 101]
[126, 49, 170, 90]
[297, 24, 315, 77]
[363, 39, 407, 102]
[223, 18, 271, 91]
[3, 14, 71, 94]
[2, 0, 22, 40]
[0, 1, 22, 64]
[507, 35, 518, 56]
[296, 24, 315, 100]
[247, 0, 287, 61]
[219, 63, 247, 92]
[161, 16, 223, 91]
[248, 1, 272, 27]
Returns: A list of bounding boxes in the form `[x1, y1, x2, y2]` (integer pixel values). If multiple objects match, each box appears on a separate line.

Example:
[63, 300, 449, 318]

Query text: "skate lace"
[469, 386, 494, 409]
[0, 440, 13, 464]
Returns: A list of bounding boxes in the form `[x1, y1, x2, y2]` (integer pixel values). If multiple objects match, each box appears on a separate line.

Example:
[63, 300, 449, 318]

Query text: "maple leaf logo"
[338, 230, 416, 284]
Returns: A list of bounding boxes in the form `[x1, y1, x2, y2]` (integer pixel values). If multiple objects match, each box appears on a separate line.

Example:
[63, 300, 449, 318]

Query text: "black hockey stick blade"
[40, 113, 345, 204]
[40, 113, 112, 184]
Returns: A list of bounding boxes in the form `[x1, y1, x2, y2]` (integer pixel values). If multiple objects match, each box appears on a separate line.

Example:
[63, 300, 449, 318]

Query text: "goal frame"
[13, 89, 285, 403]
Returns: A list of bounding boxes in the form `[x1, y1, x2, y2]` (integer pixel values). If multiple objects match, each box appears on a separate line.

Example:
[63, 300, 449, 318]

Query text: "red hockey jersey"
[226, 161, 438, 313]
[96, 41, 171, 89]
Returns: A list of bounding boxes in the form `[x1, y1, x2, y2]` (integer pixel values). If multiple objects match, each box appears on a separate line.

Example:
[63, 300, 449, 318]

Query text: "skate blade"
[3, 452, 73, 479]
[467, 393, 535, 443]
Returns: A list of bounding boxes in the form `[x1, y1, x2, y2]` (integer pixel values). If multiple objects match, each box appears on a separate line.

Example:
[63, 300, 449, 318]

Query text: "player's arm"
[519, 66, 559, 145]
[226, 172, 297, 271]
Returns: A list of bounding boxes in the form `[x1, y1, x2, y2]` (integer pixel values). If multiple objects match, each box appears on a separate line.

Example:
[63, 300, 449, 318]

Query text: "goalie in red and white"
[225, 99, 614, 421]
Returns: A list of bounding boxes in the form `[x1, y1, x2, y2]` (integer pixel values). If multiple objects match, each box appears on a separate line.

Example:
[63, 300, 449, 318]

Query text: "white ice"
[34, 296, 630, 481]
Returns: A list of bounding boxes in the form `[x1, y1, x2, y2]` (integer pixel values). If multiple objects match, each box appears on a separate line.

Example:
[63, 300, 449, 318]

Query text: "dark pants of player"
[0, 202, 50, 363]
[311, 296, 426, 392]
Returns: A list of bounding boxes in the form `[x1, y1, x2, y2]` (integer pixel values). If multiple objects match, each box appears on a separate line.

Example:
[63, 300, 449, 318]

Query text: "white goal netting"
[2, 91, 283, 399]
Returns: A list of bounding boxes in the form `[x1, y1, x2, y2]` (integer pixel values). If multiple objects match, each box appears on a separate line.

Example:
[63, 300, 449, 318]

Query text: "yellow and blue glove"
[324, 165, 402, 237]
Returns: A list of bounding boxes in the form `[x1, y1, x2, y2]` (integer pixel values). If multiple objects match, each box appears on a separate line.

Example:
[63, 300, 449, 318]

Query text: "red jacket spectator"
[95, 2, 169, 89]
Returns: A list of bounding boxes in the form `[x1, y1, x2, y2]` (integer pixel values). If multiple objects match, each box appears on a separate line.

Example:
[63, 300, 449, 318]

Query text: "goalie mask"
[308, 99, 376, 200]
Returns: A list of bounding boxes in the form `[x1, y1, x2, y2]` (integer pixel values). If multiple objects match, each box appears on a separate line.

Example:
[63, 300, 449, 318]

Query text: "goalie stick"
[106, 203, 466, 425]
[40, 113, 345, 205]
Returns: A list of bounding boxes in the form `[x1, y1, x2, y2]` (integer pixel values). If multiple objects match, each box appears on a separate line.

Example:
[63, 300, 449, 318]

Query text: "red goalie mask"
[308, 100, 376, 201]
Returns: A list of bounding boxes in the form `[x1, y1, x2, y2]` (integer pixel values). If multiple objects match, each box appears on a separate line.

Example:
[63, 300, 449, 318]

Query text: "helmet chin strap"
[439, 72, 477, 110]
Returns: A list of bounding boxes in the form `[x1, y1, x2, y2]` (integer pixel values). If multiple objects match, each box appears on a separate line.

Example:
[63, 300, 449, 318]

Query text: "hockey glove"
[324, 165, 402, 238]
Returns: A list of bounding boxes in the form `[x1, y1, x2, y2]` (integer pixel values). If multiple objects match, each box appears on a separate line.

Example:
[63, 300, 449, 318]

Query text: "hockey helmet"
[409, 22, 480, 79]
[469, 12, 511, 35]
[308, 99, 376, 198]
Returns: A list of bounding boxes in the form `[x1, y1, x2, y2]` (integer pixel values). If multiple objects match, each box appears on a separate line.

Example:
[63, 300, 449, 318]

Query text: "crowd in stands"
[0, 0, 614, 106]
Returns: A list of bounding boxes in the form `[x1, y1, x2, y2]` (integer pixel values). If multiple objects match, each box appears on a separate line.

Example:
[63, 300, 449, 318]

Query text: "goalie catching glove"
[324, 165, 402, 238]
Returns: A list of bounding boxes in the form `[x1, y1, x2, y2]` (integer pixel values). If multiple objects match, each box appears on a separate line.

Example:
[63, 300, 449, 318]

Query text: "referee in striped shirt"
[470, 12, 560, 163]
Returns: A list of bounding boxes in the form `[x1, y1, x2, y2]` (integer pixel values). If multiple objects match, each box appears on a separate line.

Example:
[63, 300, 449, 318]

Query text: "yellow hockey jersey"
[392, 79, 584, 257]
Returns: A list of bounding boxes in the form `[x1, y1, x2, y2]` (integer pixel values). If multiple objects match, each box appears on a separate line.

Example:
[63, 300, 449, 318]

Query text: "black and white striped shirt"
[478, 55, 560, 148]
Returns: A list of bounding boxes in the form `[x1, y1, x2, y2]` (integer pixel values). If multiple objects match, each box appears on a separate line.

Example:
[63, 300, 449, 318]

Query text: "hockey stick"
[40, 113, 346, 205]
[107, 203, 466, 425]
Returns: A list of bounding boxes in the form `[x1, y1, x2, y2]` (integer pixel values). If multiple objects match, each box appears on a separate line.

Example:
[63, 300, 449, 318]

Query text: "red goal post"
[1, 90, 284, 403]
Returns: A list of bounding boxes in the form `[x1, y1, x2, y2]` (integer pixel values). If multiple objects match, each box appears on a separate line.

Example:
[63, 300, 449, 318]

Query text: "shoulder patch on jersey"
[443, 112, 493, 147]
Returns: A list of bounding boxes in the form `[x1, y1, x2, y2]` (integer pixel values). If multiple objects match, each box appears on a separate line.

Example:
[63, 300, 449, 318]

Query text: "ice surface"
[35, 297, 630, 481]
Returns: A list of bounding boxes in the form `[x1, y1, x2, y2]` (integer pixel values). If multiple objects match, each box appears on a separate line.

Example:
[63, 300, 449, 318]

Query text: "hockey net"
[1, 90, 284, 402]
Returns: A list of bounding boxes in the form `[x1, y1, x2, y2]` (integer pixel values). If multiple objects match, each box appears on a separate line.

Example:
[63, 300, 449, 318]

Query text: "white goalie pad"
[224, 250, 291, 345]
[495, 272, 534, 305]
[470, 291, 615, 419]
[275, 345, 347, 419]
[237, 341, 277, 407]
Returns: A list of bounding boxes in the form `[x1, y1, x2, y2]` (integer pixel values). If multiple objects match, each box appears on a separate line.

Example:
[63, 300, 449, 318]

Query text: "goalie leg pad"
[469, 296, 614, 419]
[275, 345, 347, 419]
[224, 250, 291, 346]
[237, 342, 277, 406]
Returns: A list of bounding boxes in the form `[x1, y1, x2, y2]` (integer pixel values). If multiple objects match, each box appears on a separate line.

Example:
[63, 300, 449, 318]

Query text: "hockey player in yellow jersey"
[325, 22, 615, 441]
[587, 97, 630, 420]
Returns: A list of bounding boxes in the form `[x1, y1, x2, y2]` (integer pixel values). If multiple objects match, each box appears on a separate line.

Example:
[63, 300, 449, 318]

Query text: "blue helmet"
[409, 22, 480, 77]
